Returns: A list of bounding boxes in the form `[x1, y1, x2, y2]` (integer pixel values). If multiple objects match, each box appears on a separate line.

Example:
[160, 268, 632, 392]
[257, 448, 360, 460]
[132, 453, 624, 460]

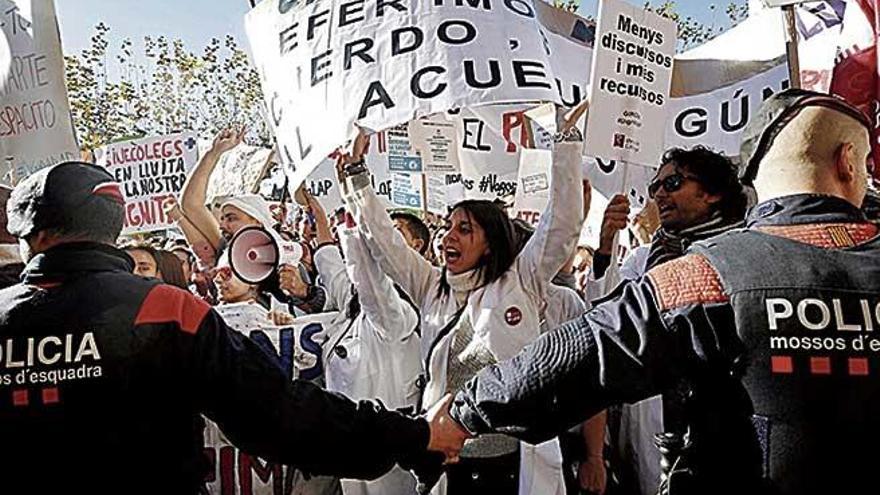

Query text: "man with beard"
[178, 128, 325, 314]
[586, 146, 748, 495]
[591, 146, 749, 290]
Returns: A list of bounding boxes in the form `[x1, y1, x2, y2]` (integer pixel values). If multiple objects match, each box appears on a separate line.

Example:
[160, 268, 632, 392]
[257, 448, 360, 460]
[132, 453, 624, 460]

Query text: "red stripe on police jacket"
[134, 285, 211, 334]
[647, 254, 728, 311]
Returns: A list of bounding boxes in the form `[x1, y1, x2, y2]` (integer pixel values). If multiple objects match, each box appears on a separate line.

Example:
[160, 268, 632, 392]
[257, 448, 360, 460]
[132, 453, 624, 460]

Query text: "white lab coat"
[343, 143, 584, 495]
[313, 231, 423, 495]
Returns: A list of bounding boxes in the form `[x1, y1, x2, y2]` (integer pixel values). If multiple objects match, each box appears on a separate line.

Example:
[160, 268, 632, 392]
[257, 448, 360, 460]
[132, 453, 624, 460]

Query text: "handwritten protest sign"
[665, 63, 789, 157]
[245, 0, 563, 195]
[95, 132, 198, 235]
[584, 0, 676, 166]
[0, 0, 78, 183]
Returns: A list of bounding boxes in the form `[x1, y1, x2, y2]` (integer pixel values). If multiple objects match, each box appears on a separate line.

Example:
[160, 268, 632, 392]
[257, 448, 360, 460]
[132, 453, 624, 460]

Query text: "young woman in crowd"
[337, 103, 588, 495]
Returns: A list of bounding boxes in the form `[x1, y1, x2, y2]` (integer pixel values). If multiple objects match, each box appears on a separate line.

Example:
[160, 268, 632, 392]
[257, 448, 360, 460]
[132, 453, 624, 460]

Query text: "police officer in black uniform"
[429, 89, 880, 495]
[0, 161, 438, 493]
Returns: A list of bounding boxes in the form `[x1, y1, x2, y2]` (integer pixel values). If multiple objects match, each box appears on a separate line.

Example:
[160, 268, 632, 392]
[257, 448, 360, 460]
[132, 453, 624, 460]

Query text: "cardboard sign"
[207, 144, 274, 199]
[584, 0, 676, 166]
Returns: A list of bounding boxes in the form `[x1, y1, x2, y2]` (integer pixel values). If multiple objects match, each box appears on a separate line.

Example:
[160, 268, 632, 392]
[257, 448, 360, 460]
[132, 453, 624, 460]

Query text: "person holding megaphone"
[178, 127, 326, 314]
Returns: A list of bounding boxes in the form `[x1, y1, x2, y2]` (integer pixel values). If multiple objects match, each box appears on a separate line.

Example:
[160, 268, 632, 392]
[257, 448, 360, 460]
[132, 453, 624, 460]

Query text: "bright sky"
[56, 0, 747, 59]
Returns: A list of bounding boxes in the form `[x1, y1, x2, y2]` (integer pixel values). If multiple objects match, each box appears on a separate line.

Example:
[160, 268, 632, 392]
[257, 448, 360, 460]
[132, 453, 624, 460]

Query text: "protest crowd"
[2, 0, 880, 494]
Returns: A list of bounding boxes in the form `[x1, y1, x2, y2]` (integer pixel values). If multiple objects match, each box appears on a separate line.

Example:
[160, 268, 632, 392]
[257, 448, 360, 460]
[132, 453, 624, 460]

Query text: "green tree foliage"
[64, 24, 271, 151]
[643, 1, 749, 50]
[553, 0, 580, 12]
[552, 0, 749, 51]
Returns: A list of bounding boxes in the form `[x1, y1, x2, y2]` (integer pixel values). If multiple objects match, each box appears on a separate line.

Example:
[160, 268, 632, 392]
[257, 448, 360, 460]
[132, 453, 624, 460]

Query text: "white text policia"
[0, 333, 101, 369]
[766, 298, 880, 332]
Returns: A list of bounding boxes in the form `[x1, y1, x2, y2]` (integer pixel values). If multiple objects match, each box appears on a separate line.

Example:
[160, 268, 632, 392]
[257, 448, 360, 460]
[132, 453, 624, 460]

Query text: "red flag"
[830, 0, 880, 180]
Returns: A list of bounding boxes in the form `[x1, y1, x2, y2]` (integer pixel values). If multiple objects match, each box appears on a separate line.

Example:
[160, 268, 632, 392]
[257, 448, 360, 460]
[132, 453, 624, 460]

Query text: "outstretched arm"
[515, 103, 589, 301]
[339, 131, 437, 308]
[448, 263, 723, 445]
[179, 128, 244, 253]
[190, 302, 430, 479]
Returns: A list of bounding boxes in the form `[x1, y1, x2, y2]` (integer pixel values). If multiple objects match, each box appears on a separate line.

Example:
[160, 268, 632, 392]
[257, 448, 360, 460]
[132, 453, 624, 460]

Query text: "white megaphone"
[228, 226, 304, 284]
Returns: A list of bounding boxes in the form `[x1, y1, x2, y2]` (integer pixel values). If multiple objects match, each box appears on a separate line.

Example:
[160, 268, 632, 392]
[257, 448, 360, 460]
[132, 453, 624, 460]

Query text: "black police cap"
[7, 161, 124, 239]
[739, 88, 871, 186]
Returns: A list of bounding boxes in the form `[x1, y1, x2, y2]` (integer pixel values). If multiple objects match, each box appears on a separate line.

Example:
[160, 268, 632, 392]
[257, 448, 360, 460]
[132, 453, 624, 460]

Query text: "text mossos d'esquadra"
[0, 332, 103, 387]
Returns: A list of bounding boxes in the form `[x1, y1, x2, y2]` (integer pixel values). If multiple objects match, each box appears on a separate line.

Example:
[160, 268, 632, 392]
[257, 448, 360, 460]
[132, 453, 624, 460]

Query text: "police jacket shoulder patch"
[647, 254, 728, 311]
[757, 223, 879, 248]
[134, 284, 211, 334]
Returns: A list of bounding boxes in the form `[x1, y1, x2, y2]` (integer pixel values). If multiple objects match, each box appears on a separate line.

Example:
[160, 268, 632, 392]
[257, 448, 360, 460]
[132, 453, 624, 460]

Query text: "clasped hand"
[424, 394, 472, 464]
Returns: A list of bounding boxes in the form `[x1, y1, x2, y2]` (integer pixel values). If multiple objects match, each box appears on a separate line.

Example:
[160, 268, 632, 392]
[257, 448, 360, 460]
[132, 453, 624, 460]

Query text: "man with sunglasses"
[429, 89, 880, 495]
[587, 146, 748, 495]
[591, 146, 748, 289]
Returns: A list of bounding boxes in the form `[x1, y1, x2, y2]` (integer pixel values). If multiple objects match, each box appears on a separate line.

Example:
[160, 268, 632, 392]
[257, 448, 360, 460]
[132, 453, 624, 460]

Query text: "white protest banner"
[205, 307, 338, 494]
[512, 148, 552, 226]
[584, 0, 676, 166]
[666, 63, 790, 157]
[206, 144, 274, 199]
[534, 0, 593, 107]
[665, 2, 854, 153]
[245, 0, 562, 196]
[301, 158, 345, 211]
[95, 132, 199, 235]
[0, 0, 78, 183]
[455, 103, 532, 201]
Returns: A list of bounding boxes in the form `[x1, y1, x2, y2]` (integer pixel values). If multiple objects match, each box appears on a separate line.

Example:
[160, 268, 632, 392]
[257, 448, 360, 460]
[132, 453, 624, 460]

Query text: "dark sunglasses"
[647, 173, 699, 198]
